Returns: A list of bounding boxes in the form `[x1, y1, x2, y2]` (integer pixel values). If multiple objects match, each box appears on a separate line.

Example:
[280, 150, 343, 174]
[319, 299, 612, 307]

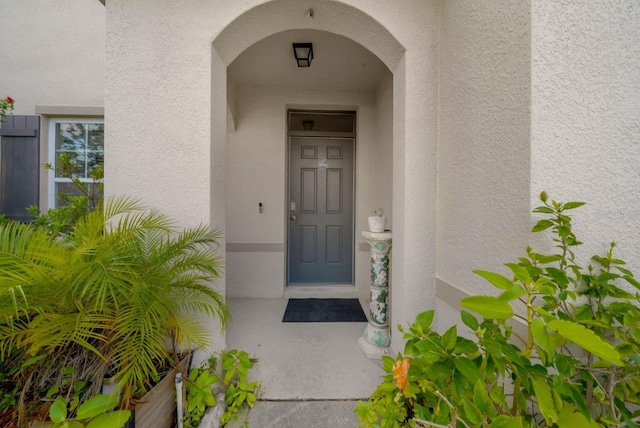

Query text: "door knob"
[290, 215, 297, 221]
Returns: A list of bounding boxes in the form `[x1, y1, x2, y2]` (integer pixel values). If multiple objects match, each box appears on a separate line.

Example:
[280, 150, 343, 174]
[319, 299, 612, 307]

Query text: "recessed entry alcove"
[222, 28, 396, 303]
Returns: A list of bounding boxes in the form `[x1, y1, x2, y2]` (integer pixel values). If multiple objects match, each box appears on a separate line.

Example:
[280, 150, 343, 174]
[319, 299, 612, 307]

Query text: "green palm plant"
[0, 197, 229, 423]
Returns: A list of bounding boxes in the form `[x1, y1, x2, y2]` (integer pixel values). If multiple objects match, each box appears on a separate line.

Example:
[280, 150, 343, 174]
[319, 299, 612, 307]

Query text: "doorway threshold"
[285, 284, 357, 299]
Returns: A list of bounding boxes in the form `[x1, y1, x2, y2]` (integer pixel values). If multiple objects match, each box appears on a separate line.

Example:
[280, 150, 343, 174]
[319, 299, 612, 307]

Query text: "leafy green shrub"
[0, 197, 229, 425]
[48, 393, 130, 428]
[356, 193, 640, 427]
[220, 349, 259, 426]
[181, 350, 260, 427]
[27, 196, 91, 237]
[0, 350, 21, 421]
[183, 356, 220, 428]
[28, 153, 103, 236]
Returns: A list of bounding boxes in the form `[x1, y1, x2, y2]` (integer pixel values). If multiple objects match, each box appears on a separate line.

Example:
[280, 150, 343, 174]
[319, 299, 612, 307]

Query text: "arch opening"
[212, 2, 404, 307]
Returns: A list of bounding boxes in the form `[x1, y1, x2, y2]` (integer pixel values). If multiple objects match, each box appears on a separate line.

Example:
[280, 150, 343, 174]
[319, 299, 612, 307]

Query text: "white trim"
[436, 277, 528, 339]
[47, 118, 104, 208]
[36, 106, 104, 116]
[284, 285, 358, 299]
[435, 278, 469, 311]
[226, 243, 284, 252]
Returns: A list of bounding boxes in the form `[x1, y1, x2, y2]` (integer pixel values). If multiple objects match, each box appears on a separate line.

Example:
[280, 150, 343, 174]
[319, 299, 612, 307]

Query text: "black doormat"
[282, 298, 368, 322]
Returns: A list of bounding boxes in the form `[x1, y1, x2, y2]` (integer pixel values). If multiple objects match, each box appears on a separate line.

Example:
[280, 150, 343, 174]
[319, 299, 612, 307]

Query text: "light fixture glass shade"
[292, 43, 313, 67]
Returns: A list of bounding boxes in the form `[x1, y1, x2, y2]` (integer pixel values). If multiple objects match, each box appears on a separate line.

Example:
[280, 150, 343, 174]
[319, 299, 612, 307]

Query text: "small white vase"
[368, 216, 387, 233]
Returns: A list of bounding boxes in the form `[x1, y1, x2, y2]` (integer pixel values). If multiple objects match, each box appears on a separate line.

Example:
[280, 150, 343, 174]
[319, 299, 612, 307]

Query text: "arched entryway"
[223, 26, 392, 301]
[211, 0, 438, 355]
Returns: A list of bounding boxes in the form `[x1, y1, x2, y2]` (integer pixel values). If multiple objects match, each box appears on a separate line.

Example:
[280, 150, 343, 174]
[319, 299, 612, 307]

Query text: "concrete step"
[225, 400, 362, 428]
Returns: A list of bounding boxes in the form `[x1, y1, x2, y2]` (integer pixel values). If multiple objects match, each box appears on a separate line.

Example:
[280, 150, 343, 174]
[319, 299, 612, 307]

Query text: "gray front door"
[288, 138, 354, 284]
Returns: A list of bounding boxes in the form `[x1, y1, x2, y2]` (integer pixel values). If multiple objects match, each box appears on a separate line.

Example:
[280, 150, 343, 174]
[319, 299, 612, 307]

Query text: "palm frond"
[172, 283, 229, 328]
[23, 311, 112, 359]
[1, 196, 229, 413]
[164, 313, 213, 351]
[102, 196, 145, 219]
[0, 318, 30, 360]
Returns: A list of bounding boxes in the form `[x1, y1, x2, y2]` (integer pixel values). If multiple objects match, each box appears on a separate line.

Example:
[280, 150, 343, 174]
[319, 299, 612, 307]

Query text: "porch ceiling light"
[292, 43, 313, 67]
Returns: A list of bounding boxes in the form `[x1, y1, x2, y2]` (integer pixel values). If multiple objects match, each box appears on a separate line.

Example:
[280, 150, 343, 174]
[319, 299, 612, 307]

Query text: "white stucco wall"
[531, 1, 640, 278]
[106, 1, 218, 229]
[436, 0, 532, 330]
[436, 0, 640, 332]
[387, 3, 440, 353]
[0, 0, 105, 114]
[374, 71, 394, 229]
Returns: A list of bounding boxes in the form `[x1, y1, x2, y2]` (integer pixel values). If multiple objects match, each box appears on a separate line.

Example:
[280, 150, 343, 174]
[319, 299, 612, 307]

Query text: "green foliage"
[46, 152, 104, 210]
[0, 350, 21, 415]
[48, 393, 131, 428]
[183, 356, 220, 428]
[357, 193, 640, 427]
[220, 349, 260, 426]
[181, 350, 260, 428]
[0, 96, 14, 121]
[28, 153, 104, 236]
[0, 214, 10, 226]
[27, 196, 91, 237]
[0, 197, 229, 424]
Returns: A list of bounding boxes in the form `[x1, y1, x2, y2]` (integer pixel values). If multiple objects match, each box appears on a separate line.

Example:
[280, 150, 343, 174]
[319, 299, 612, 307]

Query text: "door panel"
[325, 225, 342, 264]
[326, 169, 343, 213]
[288, 138, 354, 283]
[300, 225, 317, 263]
[301, 169, 317, 212]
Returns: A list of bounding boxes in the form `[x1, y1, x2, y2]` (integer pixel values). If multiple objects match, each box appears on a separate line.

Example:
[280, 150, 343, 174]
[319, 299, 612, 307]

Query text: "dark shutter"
[0, 115, 40, 222]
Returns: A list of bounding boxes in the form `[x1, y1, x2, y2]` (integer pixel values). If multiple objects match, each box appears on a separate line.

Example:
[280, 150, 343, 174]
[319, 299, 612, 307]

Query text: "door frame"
[285, 109, 357, 287]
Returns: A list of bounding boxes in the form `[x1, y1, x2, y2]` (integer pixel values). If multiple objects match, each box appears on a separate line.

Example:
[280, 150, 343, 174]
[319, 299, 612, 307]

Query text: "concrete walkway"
[225, 298, 385, 426]
[227, 400, 361, 427]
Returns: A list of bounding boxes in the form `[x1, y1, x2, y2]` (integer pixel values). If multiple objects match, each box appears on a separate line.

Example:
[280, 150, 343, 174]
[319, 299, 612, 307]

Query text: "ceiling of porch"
[228, 29, 388, 91]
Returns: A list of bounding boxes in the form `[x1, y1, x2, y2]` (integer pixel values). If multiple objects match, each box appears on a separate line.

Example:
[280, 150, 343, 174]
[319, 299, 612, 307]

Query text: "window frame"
[47, 118, 104, 209]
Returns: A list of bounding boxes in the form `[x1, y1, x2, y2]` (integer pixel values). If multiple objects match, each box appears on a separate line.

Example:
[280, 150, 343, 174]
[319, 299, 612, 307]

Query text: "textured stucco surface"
[531, 1, 640, 278]
[105, 0, 217, 228]
[437, 0, 532, 310]
[374, 71, 394, 231]
[213, 0, 404, 72]
[390, 2, 440, 353]
[0, 0, 105, 114]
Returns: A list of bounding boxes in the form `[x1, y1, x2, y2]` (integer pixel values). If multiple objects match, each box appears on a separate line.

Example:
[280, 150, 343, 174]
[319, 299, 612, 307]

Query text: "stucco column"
[359, 231, 392, 359]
